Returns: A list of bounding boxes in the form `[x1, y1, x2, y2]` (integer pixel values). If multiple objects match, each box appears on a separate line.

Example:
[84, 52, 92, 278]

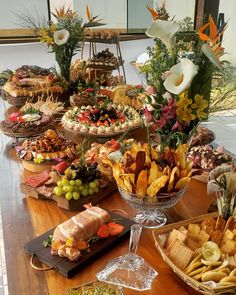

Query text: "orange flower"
[197, 15, 227, 57]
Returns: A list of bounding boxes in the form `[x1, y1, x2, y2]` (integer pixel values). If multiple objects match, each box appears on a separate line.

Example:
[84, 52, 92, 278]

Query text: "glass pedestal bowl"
[118, 186, 187, 228]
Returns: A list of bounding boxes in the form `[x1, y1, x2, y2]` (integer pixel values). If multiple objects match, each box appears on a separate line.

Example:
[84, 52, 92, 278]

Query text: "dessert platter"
[62, 103, 142, 137]
[1, 65, 67, 106]
[25, 205, 133, 278]
[86, 48, 121, 69]
[16, 129, 79, 172]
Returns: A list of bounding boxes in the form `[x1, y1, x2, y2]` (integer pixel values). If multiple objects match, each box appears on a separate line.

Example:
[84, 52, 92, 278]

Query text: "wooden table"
[0, 99, 216, 295]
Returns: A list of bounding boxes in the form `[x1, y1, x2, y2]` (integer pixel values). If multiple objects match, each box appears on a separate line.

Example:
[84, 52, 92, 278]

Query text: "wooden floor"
[0, 97, 216, 295]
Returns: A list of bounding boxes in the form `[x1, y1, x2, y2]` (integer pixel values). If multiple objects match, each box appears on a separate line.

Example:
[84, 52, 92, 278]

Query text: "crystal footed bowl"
[118, 186, 187, 228]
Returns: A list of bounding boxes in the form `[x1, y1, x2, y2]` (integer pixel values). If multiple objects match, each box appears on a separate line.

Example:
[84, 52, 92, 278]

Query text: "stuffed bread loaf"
[51, 206, 111, 260]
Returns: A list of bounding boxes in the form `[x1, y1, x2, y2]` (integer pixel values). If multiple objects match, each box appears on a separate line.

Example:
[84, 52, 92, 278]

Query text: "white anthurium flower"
[163, 58, 199, 95]
[202, 43, 223, 70]
[146, 19, 180, 50]
[53, 29, 70, 46]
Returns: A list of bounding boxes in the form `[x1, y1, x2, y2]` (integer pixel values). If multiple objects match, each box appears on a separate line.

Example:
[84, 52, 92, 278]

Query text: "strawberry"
[97, 224, 109, 238]
[9, 112, 21, 122]
[52, 161, 70, 174]
[108, 222, 124, 236]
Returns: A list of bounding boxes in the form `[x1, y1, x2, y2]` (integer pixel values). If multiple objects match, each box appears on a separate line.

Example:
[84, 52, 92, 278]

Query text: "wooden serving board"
[21, 181, 117, 211]
[25, 212, 134, 278]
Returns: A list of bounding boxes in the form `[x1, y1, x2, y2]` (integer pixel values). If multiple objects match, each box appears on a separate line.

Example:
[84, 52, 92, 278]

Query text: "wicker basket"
[152, 213, 236, 295]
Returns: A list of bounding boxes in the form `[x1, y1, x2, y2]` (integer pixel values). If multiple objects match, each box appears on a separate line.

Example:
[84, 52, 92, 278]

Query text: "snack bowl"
[118, 185, 187, 228]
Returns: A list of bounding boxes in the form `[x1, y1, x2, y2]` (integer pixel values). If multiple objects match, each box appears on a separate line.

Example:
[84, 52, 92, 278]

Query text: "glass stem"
[129, 224, 142, 254]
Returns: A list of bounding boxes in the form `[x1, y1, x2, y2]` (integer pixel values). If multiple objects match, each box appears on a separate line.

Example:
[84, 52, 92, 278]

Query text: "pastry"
[62, 103, 141, 136]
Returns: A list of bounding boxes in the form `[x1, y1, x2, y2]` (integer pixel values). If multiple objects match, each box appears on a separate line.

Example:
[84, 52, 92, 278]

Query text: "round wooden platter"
[4, 92, 34, 107]
[63, 123, 142, 139]
[1, 129, 47, 139]
[21, 159, 56, 173]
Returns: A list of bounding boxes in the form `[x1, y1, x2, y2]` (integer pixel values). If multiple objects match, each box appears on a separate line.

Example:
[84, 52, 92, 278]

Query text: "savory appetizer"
[159, 215, 236, 286]
[16, 129, 78, 163]
[187, 145, 232, 171]
[62, 104, 141, 135]
[112, 84, 146, 110]
[67, 281, 122, 295]
[2, 65, 65, 98]
[191, 126, 215, 146]
[53, 160, 105, 200]
[104, 142, 193, 197]
[0, 109, 52, 135]
[50, 205, 124, 261]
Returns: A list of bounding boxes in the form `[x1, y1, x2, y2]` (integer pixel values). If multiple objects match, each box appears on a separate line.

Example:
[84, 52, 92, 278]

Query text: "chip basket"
[152, 212, 236, 295]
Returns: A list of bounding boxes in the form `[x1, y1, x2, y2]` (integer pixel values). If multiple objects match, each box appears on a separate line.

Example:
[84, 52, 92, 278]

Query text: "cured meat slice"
[52, 206, 111, 252]
[24, 170, 50, 188]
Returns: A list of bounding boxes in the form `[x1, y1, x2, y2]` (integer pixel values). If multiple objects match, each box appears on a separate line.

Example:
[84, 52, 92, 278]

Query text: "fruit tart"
[16, 129, 78, 164]
[62, 103, 142, 136]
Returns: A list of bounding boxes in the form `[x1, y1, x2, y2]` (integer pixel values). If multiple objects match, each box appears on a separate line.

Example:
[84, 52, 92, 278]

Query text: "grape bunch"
[53, 162, 101, 200]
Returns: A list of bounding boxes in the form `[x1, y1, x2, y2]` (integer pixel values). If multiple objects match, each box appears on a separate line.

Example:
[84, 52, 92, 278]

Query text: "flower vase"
[55, 51, 73, 82]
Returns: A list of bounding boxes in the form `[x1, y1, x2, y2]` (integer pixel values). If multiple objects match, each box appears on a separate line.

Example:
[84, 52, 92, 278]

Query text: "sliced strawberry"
[108, 222, 124, 236]
[9, 112, 21, 121]
[97, 224, 109, 238]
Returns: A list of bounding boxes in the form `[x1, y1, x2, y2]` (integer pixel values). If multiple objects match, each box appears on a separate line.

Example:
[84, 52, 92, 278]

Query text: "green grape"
[75, 179, 82, 186]
[69, 180, 75, 186]
[81, 189, 88, 197]
[89, 182, 97, 189]
[62, 177, 69, 186]
[63, 185, 70, 192]
[53, 186, 63, 197]
[57, 181, 63, 187]
[72, 192, 80, 200]
[74, 186, 80, 192]
[67, 185, 74, 192]
[88, 188, 94, 195]
[94, 179, 99, 186]
[79, 185, 85, 192]
[65, 192, 73, 200]
[94, 187, 99, 193]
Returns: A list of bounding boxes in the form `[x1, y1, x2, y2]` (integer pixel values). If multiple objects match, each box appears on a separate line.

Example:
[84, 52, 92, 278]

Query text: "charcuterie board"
[25, 211, 134, 278]
[21, 180, 117, 211]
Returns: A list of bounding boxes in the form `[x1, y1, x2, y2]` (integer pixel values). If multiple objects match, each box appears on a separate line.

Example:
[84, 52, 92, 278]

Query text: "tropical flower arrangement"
[19, 5, 104, 82]
[142, 1, 227, 149]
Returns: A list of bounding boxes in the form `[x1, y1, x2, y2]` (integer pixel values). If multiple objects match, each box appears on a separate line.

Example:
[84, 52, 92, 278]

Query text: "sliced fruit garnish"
[108, 222, 124, 236]
[202, 241, 221, 261]
[97, 224, 109, 238]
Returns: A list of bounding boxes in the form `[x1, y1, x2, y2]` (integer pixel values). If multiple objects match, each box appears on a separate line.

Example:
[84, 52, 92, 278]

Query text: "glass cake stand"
[118, 186, 187, 228]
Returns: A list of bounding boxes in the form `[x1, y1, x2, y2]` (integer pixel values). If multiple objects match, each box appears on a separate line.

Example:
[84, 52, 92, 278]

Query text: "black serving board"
[25, 212, 134, 278]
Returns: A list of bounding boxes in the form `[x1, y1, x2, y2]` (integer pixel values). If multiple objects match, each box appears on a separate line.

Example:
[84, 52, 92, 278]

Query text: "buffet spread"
[0, 2, 235, 295]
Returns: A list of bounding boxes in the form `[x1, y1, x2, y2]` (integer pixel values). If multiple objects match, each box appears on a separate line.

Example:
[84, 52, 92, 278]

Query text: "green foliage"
[141, 39, 176, 97]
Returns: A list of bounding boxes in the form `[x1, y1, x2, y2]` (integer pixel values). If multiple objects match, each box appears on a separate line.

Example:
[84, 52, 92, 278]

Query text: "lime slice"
[202, 241, 221, 261]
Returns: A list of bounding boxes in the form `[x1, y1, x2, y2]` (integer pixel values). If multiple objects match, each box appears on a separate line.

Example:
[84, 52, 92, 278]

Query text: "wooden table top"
[0, 99, 216, 295]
